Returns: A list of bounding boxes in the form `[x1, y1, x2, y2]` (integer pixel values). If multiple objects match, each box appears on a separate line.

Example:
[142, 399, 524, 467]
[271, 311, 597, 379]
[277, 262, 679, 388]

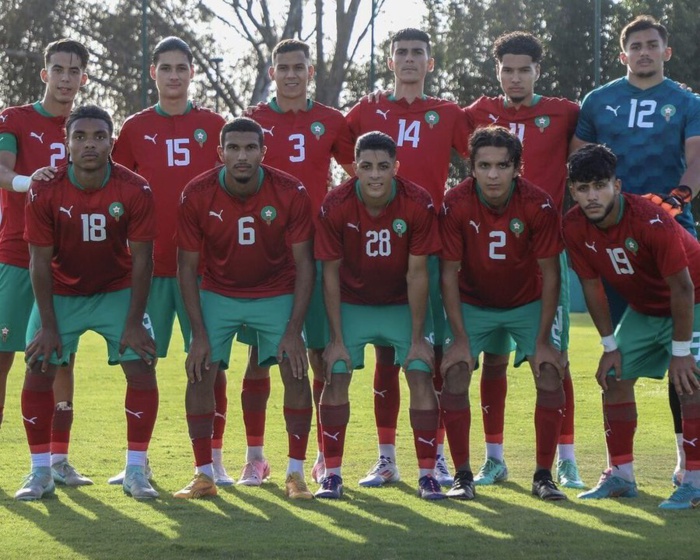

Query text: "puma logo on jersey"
[262, 126, 275, 136]
[0, 114, 7, 123]
[144, 133, 158, 144]
[441, 202, 449, 215]
[427, 203, 434, 211]
[214, 412, 226, 419]
[605, 105, 621, 117]
[30, 131, 45, 143]
[323, 431, 341, 441]
[541, 200, 552, 209]
[373, 389, 387, 398]
[125, 408, 143, 419]
[346, 222, 360, 232]
[22, 415, 38, 425]
[585, 241, 597, 253]
[417, 437, 436, 447]
[209, 209, 224, 222]
[469, 220, 480, 233]
[649, 214, 663, 225]
[292, 434, 301, 440]
[488, 114, 499, 123]
[376, 109, 390, 120]
[29, 189, 37, 202]
[683, 438, 698, 447]
[59, 206, 73, 218]
[604, 428, 612, 437]
[481, 405, 490, 414]
[142, 185, 152, 192]
[297, 185, 306, 191]
[180, 192, 187, 203]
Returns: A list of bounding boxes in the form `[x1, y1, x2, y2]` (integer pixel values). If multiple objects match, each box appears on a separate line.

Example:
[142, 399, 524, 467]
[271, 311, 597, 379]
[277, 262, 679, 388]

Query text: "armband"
[11, 175, 31, 192]
[601, 335, 618, 353]
[671, 340, 692, 357]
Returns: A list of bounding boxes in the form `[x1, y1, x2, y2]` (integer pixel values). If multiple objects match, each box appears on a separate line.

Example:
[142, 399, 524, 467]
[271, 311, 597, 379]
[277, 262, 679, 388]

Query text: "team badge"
[261, 205, 277, 225]
[509, 218, 525, 237]
[311, 122, 325, 140]
[392, 218, 408, 237]
[661, 105, 676, 123]
[194, 129, 207, 147]
[535, 115, 550, 132]
[1, 325, 9, 343]
[424, 111, 440, 129]
[624, 237, 638, 255]
[109, 202, 125, 221]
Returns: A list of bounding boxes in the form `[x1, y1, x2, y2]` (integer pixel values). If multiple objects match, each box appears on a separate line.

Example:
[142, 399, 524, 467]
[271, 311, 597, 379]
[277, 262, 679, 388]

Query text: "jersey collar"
[269, 98, 313, 113]
[475, 179, 516, 210]
[68, 162, 112, 191]
[387, 93, 427, 102]
[33, 101, 55, 118]
[503, 94, 541, 108]
[353, 178, 397, 206]
[154, 101, 193, 117]
[218, 166, 265, 196]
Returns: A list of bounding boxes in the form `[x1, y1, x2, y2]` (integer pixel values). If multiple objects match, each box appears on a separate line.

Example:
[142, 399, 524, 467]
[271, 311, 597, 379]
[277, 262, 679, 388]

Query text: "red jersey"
[24, 163, 156, 296]
[563, 193, 700, 316]
[440, 177, 563, 308]
[112, 103, 225, 277]
[346, 95, 469, 207]
[249, 99, 354, 213]
[0, 103, 69, 268]
[464, 95, 579, 212]
[315, 176, 440, 305]
[177, 164, 313, 298]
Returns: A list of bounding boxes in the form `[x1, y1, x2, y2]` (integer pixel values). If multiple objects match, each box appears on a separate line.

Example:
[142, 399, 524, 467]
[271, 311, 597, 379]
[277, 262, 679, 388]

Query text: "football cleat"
[237, 459, 270, 486]
[358, 456, 400, 487]
[15, 467, 55, 501]
[123, 465, 159, 500]
[672, 469, 685, 488]
[659, 482, 700, 510]
[433, 454, 454, 486]
[532, 469, 568, 501]
[52, 460, 93, 487]
[315, 473, 343, 499]
[417, 474, 447, 500]
[173, 473, 218, 499]
[108, 458, 153, 485]
[446, 470, 476, 500]
[557, 459, 585, 489]
[578, 469, 638, 499]
[285, 472, 314, 500]
[213, 462, 235, 487]
[473, 457, 508, 486]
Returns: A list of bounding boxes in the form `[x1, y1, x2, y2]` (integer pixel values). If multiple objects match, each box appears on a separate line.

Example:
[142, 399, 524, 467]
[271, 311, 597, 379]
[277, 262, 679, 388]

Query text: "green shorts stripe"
[0, 263, 34, 352]
[426, 255, 447, 346]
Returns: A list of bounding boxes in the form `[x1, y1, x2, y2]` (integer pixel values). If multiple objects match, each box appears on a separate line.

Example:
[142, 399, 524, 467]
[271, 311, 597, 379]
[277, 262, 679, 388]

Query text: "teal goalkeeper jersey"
[576, 77, 700, 234]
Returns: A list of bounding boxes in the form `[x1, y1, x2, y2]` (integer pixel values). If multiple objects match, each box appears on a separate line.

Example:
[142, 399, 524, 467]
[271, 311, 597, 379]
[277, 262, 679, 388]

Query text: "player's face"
[620, 28, 671, 79]
[269, 50, 314, 101]
[569, 177, 621, 226]
[66, 118, 114, 172]
[497, 54, 539, 104]
[472, 146, 518, 208]
[150, 50, 194, 101]
[218, 131, 266, 187]
[353, 149, 399, 205]
[41, 52, 88, 105]
[388, 40, 434, 85]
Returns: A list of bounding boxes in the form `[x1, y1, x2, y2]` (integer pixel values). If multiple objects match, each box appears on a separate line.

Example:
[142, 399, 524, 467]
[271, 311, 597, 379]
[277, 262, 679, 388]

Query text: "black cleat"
[532, 469, 568, 501]
[446, 470, 476, 500]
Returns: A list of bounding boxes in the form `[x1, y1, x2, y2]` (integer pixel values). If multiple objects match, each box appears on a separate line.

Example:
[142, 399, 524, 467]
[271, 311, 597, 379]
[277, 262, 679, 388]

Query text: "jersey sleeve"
[409, 204, 441, 256]
[451, 106, 471, 158]
[574, 92, 597, 142]
[331, 115, 355, 166]
[682, 94, 700, 140]
[286, 186, 314, 245]
[314, 202, 344, 261]
[24, 183, 55, 247]
[562, 216, 599, 280]
[127, 183, 157, 242]
[439, 193, 464, 262]
[530, 196, 564, 259]
[0, 108, 19, 154]
[112, 120, 137, 171]
[177, 188, 204, 252]
[346, 101, 363, 142]
[642, 214, 690, 278]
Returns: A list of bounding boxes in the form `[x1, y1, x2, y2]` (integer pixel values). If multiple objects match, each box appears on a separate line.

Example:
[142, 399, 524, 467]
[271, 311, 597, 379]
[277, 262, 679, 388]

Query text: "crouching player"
[314, 131, 444, 500]
[564, 144, 700, 509]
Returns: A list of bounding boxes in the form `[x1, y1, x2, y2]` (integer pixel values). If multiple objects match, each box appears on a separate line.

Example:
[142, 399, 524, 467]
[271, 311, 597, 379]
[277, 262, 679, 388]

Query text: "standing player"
[238, 38, 354, 486]
[571, 15, 700, 485]
[0, 39, 92, 487]
[440, 126, 567, 501]
[564, 144, 700, 509]
[111, 36, 229, 485]
[174, 117, 315, 501]
[346, 28, 469, 486]
[464, 32, 583, 488]
[17, 105, 158, 501]
[314, 131, 444, 500]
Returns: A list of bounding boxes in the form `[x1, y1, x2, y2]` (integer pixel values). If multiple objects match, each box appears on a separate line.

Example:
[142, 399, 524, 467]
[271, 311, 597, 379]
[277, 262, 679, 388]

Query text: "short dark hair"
[469, 126, 522, 172]
[153, 36, 193, 65]
[65, 104, 113, 136]
[620, 15, 668, 50]
[272, 39, 311, 62]
[220, 117, 264, 147]
[567, 144, 618, 184]
[492, 31, 543, 63]
[44, 39, 89, 69]
[391, 28, 431, 56]
[354, 131, 397, 159]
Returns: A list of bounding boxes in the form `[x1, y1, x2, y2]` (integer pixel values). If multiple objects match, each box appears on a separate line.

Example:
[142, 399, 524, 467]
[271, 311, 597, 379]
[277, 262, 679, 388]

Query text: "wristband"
[601, 335, 618, 352]
[671, 340, 692, 357]
[11, 175, 31, 192]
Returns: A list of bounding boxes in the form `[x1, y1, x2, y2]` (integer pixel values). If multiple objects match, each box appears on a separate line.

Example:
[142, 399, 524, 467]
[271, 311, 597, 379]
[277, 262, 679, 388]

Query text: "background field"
[0, 313, 696, 559]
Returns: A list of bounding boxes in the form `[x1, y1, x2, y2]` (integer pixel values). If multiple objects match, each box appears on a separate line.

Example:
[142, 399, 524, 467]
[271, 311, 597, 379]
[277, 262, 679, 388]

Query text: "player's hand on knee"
[277, 331, 308, 380]
[669, 355, 700, 396]
[403, 337, 434, 373]
[120, 322, 155, 365]
[533, 340, 564, 379]
[186, 335, 211, 383]
[25, 327, 62, 373]
[440, 336, 474, 377]
[595, 349, 622, 390]
[322, 341, 351, 384]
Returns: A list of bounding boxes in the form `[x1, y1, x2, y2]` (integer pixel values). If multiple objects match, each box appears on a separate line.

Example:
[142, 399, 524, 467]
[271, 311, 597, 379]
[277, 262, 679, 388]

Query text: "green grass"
[0, 313, 696, 559]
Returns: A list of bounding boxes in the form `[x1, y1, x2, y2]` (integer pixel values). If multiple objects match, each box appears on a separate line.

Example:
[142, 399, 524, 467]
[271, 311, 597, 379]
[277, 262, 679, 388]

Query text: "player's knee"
[444, 363, 471, 395]
[534, 364, 561, 392]
[23, 371, 55, 392]
[320, 374, 350, 405]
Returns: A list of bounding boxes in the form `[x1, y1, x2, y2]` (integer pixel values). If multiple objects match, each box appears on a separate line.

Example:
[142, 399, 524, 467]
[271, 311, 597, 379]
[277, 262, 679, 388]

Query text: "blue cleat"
[672, 469, 684, 488]
[557, 459, 585, 489]
[578, 469, 638, 499]
[417, 474, 447, 500]
[473, 457, 508, 486]
[659, 483, 700, 510]
[15, 467, 55, 501]
[315, 473, 343, 499]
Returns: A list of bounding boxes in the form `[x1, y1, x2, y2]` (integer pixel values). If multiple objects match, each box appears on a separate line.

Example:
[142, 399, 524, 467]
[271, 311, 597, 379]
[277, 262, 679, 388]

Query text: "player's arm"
[277, 239, 314, 379]
[568, 135, 590, 155]
[404, 253, 434, 371]
[177, 248, 210, 383]
[322, 258, 351, 382]
[533, 255, 564, 378]
[666, 267, 700, 395]
[579, 276, 621, 389]
[0, 150, 57, 192]
[440, 259, 474, 375]
[25, 244, 61, 371]
[119, 240, 155, 363]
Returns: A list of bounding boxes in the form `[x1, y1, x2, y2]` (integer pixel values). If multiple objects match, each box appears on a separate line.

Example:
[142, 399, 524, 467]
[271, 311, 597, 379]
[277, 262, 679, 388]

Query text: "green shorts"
[147, 276, 192, 357]
[331, 303, 432, 374]
[611, 304, 700, 380]
[26, 289, 155, 366]
[0, 263, 34, 352]
[201, 290, 296, 369]
[426, 255, 447, 346]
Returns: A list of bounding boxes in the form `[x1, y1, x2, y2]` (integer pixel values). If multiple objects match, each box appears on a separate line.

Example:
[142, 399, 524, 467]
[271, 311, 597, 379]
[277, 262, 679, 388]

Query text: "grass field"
[0, 313, 696, 559]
